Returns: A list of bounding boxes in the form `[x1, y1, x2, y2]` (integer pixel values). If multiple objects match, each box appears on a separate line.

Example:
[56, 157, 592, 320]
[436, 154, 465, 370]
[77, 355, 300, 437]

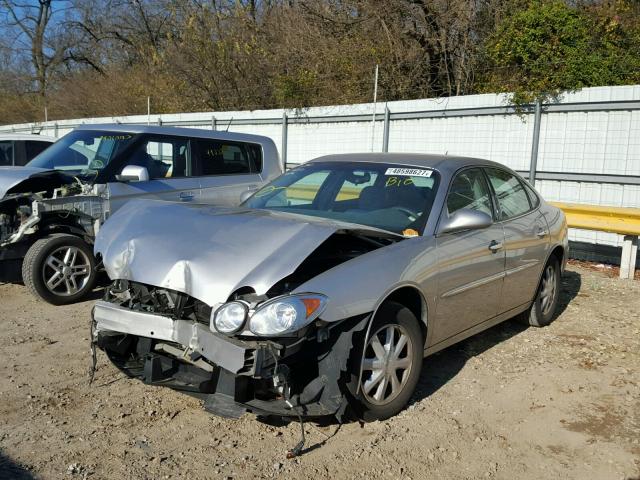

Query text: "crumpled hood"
[0, 166, 49, 199]
[96, 199, 391, 306]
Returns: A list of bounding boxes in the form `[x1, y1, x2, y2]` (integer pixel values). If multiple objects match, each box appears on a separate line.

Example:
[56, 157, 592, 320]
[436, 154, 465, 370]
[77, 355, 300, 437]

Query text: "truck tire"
[22, 234, 97, 305]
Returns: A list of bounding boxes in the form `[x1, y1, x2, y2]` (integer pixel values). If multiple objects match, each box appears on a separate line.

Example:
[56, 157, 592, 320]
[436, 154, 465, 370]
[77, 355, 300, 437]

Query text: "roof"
[308, 153, 508, 176]
[74, 123, 275, 146]
[0, 133, 56, 142]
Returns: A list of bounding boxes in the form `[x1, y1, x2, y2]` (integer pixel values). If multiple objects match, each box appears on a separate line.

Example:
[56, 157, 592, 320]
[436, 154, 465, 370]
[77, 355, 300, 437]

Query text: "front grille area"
[104, 280, 212, 325]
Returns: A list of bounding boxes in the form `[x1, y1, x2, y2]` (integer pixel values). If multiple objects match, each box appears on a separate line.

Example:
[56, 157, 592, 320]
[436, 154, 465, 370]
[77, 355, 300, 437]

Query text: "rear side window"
[25, 141, 51, 162]
[0, 141, 13, 166]
[523, 181, 540, 208]
[195, 140, 262, 176]
[485, 168, 532, 220]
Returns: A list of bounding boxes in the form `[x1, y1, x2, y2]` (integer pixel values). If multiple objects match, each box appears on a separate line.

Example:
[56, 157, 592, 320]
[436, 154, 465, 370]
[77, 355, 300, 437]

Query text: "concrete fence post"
[620, 235, 638, 279]
[382, 105, 390, 153]
[281, 112, 288, 170]
[529, 100, 542, 186]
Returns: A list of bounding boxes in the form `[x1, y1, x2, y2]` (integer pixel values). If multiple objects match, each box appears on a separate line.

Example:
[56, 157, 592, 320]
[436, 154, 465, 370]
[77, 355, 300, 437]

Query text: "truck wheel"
[22, 234, 97, 305]
[348, 302, 424, 421]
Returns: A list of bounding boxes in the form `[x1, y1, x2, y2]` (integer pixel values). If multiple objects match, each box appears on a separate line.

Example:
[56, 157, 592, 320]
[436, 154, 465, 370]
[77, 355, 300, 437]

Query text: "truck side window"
[195, 140, 261, 175]
[0, 141, 13, 166]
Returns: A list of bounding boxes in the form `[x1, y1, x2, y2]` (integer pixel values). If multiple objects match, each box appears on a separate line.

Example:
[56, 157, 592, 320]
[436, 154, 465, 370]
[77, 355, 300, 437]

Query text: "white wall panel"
[1, 85, 639, 251]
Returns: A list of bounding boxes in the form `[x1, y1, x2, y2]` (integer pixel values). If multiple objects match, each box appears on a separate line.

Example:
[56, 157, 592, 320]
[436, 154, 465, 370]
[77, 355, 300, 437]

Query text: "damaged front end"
[92, 201, 405, 421]
[93, 280, 369, 421]
[0, 171, 106, 276]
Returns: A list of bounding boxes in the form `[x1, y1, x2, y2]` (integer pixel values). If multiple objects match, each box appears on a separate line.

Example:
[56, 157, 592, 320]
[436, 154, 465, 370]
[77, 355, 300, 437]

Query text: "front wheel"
[348, 302, 424, 421]
[22, 234, 97, 305]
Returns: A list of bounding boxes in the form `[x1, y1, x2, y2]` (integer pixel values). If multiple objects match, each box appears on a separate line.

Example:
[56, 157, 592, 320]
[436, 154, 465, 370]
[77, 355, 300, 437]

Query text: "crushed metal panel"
[95, 199, 342, 306]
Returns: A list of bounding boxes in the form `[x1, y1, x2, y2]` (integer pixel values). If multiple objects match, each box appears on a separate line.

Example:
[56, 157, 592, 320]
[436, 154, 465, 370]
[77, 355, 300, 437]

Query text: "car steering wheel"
[392, 206, 420, 221]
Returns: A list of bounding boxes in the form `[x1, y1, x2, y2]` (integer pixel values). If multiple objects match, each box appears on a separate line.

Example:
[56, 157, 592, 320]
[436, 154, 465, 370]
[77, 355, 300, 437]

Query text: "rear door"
[433, 167, 506, 343]
[193, 139, 264, 206]
[484, 168, 549, 313]
[107, 136, 200, 212]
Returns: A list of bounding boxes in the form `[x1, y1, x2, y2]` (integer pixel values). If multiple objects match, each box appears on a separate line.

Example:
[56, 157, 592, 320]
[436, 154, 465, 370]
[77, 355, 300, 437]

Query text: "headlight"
[212, 301, 248, 334]
[249, 294, 328, 336]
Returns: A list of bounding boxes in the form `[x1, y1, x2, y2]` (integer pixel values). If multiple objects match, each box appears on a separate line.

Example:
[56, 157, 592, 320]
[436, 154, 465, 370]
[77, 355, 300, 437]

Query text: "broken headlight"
[212, 301, 248, 334]
[248, 294, 328, 336]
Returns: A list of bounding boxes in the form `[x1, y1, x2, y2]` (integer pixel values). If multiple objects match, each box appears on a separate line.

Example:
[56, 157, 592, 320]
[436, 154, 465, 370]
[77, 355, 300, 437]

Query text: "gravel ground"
[0, 263, 639, 480]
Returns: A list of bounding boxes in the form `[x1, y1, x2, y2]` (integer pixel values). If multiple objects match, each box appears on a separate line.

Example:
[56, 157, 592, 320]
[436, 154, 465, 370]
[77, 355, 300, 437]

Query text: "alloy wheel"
[539, 264, 557, 316]
[42, 246, 92, 296]
[361, 324, 414, 405]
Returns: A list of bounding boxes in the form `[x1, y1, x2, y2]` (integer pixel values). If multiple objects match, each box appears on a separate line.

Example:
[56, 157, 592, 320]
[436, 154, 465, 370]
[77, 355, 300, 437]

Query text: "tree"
[0, 0, 71, 101]
[483, 0, 640, 104]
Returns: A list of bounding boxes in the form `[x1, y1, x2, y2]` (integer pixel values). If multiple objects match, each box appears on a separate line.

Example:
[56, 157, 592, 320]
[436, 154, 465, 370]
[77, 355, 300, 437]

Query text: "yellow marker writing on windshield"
[386, 177, 414, 187]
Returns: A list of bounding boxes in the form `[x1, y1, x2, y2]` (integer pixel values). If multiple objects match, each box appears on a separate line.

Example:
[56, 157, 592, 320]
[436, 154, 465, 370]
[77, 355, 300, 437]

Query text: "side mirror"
[438, 209, 492, 236]
[239, 190, 254, 204]
[116, 165, 149, 182]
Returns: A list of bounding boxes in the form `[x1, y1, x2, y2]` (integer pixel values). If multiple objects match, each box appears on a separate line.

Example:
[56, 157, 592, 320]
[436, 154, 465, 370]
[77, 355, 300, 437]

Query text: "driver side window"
[447, 168, 493, 217]
[120, 137, 190, 179]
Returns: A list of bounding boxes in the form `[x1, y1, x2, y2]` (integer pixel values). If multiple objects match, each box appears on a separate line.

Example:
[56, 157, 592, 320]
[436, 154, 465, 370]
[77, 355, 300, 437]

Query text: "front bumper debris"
[93, 301, 248, 374]
[92, 300, 369, 420]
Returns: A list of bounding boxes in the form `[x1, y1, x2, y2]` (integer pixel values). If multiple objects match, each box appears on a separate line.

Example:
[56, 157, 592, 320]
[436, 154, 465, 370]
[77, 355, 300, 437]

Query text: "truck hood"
[0, 166, 49, 199]
[95, 199, 399, 307]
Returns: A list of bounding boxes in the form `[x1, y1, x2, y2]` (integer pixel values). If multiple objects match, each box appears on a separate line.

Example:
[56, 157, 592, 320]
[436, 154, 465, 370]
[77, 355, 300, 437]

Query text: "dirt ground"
[0, 263, 639, 480]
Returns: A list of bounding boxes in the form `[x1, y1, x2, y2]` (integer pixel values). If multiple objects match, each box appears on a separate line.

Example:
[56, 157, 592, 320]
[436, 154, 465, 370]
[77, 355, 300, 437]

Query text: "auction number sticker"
[385, 167, 432, 177]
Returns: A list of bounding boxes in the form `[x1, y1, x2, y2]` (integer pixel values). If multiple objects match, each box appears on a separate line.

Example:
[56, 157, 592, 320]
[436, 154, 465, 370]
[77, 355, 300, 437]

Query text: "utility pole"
[370, 64, 379, 152]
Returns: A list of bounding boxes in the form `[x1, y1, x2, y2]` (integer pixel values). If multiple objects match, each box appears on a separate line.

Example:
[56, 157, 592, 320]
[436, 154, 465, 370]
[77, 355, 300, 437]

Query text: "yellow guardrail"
[550, 202, 639, 279]
[549, 202, 640, 236]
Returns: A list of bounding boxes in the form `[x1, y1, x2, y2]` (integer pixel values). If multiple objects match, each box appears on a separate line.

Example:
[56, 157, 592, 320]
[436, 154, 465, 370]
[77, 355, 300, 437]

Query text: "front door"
[107, 136, 200, 213]
[433, 168, 505, 344]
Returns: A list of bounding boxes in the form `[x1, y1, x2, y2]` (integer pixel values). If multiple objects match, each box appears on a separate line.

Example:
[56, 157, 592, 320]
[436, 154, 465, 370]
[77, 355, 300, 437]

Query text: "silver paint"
[0, 166, 48, 199]
[98, 153, 569, 353]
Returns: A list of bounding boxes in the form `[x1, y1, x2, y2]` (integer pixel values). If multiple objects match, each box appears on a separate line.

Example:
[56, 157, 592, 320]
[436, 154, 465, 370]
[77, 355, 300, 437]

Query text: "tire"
[22, 234, 97, 305]
[347, 301, 424, 421]
[519, 256, 561, 327]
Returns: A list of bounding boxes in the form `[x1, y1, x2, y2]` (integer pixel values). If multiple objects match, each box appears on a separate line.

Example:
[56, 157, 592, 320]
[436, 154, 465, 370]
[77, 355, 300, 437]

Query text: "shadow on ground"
[412, 269, 582, 403]
[0, 451, 36, 480]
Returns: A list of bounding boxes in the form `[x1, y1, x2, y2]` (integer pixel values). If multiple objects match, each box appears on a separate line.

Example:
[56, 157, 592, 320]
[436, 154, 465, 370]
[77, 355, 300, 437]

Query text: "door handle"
[246, 185, 260, 192]
[489, 240, 503, 252]
[536, 228, 548, 238]
[179, 191, 195, 201]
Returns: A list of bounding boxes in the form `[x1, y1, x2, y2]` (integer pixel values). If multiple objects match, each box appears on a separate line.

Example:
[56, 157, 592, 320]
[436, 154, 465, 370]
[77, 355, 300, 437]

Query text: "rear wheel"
[22, 234, 97, 305]
[520, 257, 560, 327]
[348, 302, 423, 421]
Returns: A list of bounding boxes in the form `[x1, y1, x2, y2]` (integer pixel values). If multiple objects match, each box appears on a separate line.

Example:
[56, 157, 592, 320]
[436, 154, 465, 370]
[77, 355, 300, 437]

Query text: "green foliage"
[484, 0, 640, 104]
[274, 70, 319, 107]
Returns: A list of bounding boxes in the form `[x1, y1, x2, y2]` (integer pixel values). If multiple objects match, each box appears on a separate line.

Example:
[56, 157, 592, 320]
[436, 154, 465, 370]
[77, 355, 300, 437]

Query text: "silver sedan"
[92, 153, 568, 423]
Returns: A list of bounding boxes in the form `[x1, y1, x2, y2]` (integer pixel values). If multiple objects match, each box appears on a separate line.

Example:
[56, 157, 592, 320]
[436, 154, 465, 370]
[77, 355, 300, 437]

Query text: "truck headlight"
[249, 294, 328, 336]
[212, 301, 248, 334]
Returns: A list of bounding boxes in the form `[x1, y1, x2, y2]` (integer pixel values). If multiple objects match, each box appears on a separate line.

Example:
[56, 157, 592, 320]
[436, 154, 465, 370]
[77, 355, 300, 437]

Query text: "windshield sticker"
[385, 167, 432, 177]
[98, 135, 133, 141]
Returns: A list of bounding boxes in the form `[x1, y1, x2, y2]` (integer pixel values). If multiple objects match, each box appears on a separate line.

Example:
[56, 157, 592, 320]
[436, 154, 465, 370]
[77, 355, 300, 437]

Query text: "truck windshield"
[244, 162, 440, 235]
[27, 130, 138, 175]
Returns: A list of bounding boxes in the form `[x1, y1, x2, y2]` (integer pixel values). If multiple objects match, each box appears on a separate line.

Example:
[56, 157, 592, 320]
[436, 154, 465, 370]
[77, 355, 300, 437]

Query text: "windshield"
[27, 130, 138, 175]
[244, 162, 440, 235]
